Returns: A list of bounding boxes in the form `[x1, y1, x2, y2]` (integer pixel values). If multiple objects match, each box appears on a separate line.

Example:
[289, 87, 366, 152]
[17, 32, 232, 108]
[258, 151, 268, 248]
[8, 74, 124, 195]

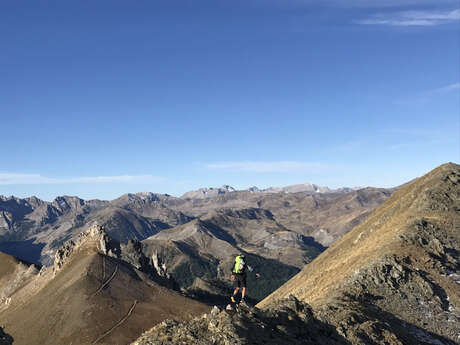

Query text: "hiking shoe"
[231, 296, 236, 303]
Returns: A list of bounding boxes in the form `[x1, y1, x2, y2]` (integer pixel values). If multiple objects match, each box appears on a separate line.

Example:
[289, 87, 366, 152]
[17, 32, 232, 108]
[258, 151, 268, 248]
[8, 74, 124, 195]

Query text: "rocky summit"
[131, 295, 349, 345]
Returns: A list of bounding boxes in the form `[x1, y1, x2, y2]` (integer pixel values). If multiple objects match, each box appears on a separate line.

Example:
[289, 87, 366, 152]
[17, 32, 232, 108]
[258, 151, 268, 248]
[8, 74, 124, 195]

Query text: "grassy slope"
[0, 242, 209, 345]
[258, 163, 459, 309]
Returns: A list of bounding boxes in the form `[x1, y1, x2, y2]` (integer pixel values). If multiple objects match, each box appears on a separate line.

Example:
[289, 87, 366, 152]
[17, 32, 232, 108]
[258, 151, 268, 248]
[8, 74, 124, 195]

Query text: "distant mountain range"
[180, 182, 362, 199]
[0, 182, 393, 302]
[134, 162, 460, 345]
[0, 164, 457, 345]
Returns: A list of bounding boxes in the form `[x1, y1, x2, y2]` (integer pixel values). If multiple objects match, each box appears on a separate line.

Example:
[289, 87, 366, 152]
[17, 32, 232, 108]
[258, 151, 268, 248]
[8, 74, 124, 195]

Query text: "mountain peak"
[180, 185, 236, 199]
[53, 224, 117, 272]
[258, 162, 460, 343]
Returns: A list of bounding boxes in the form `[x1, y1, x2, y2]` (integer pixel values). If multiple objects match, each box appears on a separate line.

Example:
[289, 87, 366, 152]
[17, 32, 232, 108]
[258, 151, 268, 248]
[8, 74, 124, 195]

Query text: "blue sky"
[1, 0, 458, 201]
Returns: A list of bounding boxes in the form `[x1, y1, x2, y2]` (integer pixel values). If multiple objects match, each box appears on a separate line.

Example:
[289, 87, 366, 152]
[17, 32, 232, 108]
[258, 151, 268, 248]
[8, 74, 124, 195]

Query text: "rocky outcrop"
[131, 295, 349, 345]
[53, 224, 117, 272]
[52, 224, 177, 289]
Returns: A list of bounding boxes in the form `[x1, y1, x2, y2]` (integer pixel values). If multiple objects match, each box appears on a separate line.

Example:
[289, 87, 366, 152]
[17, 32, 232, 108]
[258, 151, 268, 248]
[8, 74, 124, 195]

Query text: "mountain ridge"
[258, 162, 460, 343]
[130, 162, 459, 345]
[0, 225, 209, 345]
[0, 186, 392, 267]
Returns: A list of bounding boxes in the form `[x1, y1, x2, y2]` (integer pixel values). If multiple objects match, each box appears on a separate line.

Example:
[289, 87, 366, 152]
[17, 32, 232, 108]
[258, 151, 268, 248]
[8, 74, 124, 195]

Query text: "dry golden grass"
[0, 235, 209, 345]
[258, 163, 459, 309]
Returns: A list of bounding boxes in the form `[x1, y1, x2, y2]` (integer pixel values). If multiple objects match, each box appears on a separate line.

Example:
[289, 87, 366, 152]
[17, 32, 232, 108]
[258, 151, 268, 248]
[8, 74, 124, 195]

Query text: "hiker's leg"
[240, 275, 247, 299]
[233, 287, 240, 296]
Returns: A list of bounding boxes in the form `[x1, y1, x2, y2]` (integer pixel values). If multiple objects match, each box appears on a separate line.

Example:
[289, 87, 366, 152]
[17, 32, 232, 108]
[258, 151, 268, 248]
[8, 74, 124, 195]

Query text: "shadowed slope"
[142, 217, 302, 301]
[0, 251, 39, 311]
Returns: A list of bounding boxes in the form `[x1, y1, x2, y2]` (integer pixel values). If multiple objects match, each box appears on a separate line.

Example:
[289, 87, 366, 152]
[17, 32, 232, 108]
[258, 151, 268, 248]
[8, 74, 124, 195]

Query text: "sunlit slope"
[0, 228, 209, 345]
[258, 163, 459, 342]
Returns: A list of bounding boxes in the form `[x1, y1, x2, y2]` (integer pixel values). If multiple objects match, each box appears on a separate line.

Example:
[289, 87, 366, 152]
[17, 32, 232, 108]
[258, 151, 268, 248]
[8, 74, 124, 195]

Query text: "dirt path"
[91, 300, 138, 344]
[92, 264, 118, 296]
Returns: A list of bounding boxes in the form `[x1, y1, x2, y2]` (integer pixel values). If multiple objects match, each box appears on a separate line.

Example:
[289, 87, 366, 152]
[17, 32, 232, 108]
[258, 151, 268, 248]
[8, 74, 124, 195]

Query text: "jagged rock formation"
[0, 225, 209, 345]
[131, 295, 349, 345]
[258, 163, 460, 344]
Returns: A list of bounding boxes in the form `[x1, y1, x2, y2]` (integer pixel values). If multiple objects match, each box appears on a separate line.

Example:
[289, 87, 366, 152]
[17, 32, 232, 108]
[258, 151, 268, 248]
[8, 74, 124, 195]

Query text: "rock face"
[259, 163, 460, 344]
[131, 295, 349, 345]
[53, 225, 175, 288]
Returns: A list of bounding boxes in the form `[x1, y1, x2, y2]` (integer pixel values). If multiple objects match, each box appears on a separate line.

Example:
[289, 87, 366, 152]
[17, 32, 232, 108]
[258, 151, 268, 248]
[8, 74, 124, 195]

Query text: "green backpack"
[233, 255, 245, 274]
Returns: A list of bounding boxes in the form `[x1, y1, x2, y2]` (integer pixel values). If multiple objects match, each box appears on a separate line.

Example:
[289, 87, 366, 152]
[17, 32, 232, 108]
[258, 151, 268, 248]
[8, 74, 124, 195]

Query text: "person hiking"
[230, 254, 260, 304]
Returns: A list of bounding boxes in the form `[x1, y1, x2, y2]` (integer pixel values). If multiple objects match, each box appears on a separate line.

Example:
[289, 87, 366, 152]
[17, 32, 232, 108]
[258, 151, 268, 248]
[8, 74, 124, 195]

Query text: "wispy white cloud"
[381, 128, 445, 137]
[394, 82, 460, 105]
[431, 82, 460, 94]
[327, 141, 362, 153]
[389, 143, 412, 150]
[252, 0, 458, 9]
[357, 9, 460, 26]
[0, 173, 165, 185]
[205, 161, 329, 173]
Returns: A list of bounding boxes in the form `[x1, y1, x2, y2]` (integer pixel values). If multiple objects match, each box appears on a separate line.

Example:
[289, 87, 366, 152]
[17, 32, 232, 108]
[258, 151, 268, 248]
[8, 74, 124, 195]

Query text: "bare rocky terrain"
[259, 162, 460, 344]
[130, 162, 460, 345]
[0, 164, 456, 345]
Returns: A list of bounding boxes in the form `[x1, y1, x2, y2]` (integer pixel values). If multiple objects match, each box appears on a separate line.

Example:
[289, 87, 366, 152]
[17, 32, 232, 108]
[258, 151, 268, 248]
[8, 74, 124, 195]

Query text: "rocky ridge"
[131, 163, 459, 345]
[53, 224, 173, 286]
[0, 224, 209, 345]
[0, 186, 391, 268]
[131, 295, 349, 345]
[258, 162, 460, 344]
[0, 182, 392, 305]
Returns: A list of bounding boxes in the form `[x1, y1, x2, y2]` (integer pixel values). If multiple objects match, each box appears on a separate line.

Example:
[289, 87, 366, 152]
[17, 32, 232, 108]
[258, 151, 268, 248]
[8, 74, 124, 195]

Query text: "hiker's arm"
[247, 265, 260, 278]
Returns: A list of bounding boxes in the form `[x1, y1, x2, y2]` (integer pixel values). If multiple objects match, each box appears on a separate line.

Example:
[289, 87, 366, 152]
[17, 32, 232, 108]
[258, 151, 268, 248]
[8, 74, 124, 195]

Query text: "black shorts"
[234, 273, 246, 288]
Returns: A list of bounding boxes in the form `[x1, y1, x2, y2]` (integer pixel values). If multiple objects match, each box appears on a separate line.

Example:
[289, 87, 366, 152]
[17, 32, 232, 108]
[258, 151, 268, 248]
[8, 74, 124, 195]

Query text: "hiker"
[230, 254, 260, 304]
